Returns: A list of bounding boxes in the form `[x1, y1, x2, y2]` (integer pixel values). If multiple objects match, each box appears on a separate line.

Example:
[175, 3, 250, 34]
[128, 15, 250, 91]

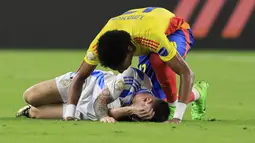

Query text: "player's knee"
[23, 86, 40, 106]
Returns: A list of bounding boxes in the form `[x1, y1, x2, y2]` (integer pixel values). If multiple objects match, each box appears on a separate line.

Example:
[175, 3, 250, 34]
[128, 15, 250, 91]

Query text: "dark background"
[0, 0, 254, 49]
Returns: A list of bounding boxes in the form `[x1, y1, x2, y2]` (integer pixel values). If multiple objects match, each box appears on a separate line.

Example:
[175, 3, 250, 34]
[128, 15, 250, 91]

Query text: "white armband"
[173, 102, 187, 120]
[64, 104, 76, 118]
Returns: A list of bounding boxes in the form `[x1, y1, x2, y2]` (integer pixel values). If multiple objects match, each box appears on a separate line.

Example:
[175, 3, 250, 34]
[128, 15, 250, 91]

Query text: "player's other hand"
[100, 116, 116, 123]
[131, 104, 155, 120]
[165, 118, 181, 124]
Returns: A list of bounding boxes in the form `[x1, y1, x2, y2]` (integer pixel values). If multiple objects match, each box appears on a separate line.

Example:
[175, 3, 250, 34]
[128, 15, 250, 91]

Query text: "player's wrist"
[64, 104, 76, 119]
[173, 102, 187, 120]
[127, 106, 136, 115]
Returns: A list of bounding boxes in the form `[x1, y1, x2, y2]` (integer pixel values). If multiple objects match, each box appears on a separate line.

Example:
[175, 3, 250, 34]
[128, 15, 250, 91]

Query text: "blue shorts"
[138, 29, 194, 100]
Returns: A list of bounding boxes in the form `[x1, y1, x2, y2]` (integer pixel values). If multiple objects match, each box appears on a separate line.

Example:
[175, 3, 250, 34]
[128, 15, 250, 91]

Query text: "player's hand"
[165, 118, 181, 124]
[100, 116, 116, 123]
[131, 104, 155, 120]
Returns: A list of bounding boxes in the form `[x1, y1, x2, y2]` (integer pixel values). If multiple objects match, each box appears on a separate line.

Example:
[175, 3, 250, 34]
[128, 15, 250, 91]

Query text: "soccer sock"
[149, 54, 178, 104]
[189, 91, 195, 103]
[169, 88, 201, 105]
[161, 85, 178, 104]
[169, 98, 178, 107]
[193, 88, 200, 100]
[169, 89, 200, 106]
[189, 88, 200, 102]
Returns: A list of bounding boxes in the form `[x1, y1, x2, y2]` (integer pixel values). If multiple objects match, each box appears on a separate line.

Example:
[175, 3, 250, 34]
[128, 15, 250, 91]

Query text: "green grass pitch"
[0, 50, 254, 143]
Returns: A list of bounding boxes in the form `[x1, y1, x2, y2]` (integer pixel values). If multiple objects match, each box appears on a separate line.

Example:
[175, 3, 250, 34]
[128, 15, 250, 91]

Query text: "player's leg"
[166, 28, 197, 102]
[167, 29, 209, 120]
[29, 104, 63, 119]
[138, 56, 168, 101]
[149, 53, 200, 119]
[16, 104, 64, 119]
[23, 79, 63, 107]
[138, 55, 173, 118]
[23, 72, 75, 107]
[149, 28, 208, 120]
[153, 28, 196, 103]
[149, 53, 200, 103]
[149, 54, 177, 105]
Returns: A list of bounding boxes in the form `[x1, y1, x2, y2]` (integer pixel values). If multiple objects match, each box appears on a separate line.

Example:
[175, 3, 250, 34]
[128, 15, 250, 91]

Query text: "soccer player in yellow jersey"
[64, 7, 209, 123]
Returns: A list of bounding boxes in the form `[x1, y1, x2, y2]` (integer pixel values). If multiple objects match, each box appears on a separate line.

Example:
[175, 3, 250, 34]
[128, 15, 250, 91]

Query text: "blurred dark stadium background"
[0, 0, 254, 50]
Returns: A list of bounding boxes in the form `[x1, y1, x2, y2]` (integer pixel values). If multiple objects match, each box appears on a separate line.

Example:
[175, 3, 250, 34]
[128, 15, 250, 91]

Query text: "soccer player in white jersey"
[16, 67, 170, 122]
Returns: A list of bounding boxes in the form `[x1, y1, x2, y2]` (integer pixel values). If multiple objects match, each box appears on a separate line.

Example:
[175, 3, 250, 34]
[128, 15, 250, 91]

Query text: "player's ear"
[144, 97, 153, 103]
[128, 44, 135, 53]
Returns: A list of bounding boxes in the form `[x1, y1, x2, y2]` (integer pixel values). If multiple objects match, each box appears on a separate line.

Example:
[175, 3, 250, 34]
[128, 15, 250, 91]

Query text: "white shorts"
[55, 72, 87, 119]
[55, 72, 87, 103]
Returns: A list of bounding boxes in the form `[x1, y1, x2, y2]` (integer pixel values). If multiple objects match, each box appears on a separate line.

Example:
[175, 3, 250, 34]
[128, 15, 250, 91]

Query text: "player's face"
[133, 93, 154, 107]
[130, 93, 155, 121]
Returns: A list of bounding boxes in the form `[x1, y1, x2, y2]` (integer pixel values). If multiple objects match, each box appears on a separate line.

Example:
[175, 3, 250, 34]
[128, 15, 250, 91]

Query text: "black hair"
[97, 30, 131, 69]
[150, 99, 170, 122]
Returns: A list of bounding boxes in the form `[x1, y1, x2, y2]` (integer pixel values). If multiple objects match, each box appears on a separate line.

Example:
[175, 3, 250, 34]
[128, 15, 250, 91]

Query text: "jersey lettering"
[112, 7, 158, 21]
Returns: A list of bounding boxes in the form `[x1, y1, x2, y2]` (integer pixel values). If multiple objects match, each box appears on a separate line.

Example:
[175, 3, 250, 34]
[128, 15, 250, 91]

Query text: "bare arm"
[166, 52, 194, 104]
[108, 107, 133, 121]
[64, 61, 96, 120]
[93, 88, 115, 120]
[166, 52, 194, 122]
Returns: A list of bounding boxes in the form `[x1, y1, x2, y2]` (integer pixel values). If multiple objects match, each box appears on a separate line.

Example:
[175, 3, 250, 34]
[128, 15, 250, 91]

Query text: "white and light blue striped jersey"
[118, 67, 153, 106]
[76, 67, 152, 120]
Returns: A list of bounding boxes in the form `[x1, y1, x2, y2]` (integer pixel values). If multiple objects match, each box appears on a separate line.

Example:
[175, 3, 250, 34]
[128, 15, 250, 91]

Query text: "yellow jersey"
[84, 7, 190, 65]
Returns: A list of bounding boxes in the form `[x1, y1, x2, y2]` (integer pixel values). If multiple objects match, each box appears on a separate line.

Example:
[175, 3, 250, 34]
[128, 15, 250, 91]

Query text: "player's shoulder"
[120, 67, 146, 81]
[91, 70, 104, 76]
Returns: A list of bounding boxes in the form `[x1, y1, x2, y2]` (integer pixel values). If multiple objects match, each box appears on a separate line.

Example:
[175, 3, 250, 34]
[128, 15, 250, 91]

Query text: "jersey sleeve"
[84, 20, 114, 66]
[105, 67, 142, 97]
[104, 74, 125, 101]
[120, 67, 147, 93]
[134, 32, 177, 62]
[84, 38, 99, 65]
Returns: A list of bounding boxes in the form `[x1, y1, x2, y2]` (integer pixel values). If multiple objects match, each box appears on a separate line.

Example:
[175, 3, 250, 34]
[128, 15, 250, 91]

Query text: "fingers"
[136, 105, 155, 120]
[140, 107, 153, 117]
[100, 117, 116, 123]
[141, 111, 155, 120]
[165, 119, 181, 124]
[145, 110, 155, 120]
